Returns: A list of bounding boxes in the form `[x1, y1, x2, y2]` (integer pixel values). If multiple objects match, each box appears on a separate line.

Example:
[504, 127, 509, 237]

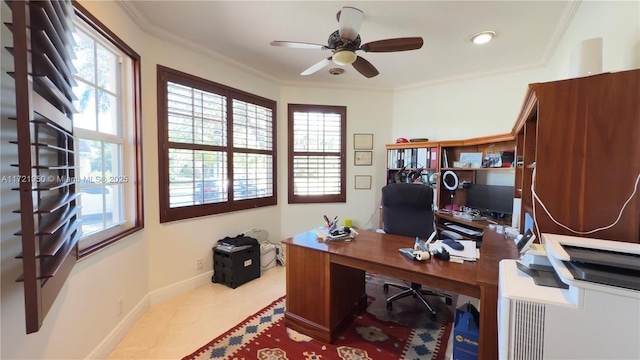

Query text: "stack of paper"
[316, 228, 358, 242]
[433, 240, 478, 261]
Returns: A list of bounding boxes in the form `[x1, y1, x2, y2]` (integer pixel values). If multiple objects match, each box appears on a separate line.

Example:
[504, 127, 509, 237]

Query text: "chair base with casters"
[380, 183, 453, 321]
[383, 281, 453, 321]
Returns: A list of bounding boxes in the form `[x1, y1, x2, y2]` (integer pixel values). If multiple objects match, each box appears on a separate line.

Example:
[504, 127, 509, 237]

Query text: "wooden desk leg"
[479, 284, 499, 360]
[283, 245, 366, 343]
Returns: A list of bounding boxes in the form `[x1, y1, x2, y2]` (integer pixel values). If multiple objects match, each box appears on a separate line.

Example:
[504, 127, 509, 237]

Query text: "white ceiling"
[117, 1, 578, 90]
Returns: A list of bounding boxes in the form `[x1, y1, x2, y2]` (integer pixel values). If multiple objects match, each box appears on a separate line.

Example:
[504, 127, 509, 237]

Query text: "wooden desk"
[282, 228, 518, 359]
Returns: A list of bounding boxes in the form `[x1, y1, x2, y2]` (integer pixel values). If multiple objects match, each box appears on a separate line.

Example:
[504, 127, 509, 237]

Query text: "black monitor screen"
[466, 184, 514, 215]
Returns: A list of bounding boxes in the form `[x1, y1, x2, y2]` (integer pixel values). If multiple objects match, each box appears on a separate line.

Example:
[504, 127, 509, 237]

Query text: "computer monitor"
[466, 184, 514, 215]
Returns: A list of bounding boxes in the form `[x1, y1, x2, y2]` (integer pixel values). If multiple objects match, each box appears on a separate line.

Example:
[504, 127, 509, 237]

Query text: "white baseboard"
[148, 270, 213, 305]
[86, 294, 150, 359]
[86, 270, 214, 359]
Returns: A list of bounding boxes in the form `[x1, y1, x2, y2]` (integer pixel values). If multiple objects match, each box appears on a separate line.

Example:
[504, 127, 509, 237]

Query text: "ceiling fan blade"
[301, 57, 332, 76]
[352, 56, 379, 78]
[360, 37, 424, 52]
[270, 41, 326, 50]
[338, 6, 363, 41]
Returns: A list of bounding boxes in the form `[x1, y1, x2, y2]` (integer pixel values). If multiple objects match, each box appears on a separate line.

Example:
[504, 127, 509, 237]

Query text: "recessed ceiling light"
[471, 31, 495, 45]
[329, 68, 345, 75]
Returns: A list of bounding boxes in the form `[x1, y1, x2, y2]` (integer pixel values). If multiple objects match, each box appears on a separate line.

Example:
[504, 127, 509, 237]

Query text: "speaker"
[569, 38, 602, 78]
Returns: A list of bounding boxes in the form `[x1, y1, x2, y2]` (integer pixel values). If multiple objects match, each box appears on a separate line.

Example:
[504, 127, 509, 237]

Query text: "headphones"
[394, 166, 407, 183]
[407, 168, 424, 182]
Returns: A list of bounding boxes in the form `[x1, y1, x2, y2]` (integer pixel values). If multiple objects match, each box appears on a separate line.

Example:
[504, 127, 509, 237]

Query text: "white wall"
[545, 0, 640, 78]
[278, 87, 393, 237]
[140, 33, 282, 292]
[391, 1, 640, 143]
[1, 1, 638, 359]
[391, 69, 545, 141]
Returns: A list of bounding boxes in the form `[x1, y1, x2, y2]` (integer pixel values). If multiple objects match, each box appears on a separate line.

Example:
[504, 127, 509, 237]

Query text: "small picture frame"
[353, 133, 373, 150]
[354, 151, 372, 166]
[355, 175, 372, 189]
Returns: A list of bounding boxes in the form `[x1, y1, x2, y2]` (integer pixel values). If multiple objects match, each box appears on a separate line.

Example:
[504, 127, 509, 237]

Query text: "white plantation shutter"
[158, 66, 277, 222]
[288, 105, 346, 203]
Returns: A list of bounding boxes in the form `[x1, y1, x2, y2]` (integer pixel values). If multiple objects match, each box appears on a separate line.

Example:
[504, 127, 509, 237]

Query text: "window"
[72, 4, 143, 257]
[157, 66, 277, 223]
[288, 104, 346, 203]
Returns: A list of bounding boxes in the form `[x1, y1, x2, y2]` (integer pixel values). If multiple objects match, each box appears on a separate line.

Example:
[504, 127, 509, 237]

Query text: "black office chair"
[381, 183, 452, 320]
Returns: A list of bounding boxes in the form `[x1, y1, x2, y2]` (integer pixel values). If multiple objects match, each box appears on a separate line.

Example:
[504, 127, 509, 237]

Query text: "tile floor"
[107, 265, 468, 359]
[107, 266, 287, 359]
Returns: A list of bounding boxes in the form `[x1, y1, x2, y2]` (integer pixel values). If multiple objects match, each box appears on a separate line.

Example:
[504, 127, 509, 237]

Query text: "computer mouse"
[433, 247, 450, 261]
[442, 238, 464, 251]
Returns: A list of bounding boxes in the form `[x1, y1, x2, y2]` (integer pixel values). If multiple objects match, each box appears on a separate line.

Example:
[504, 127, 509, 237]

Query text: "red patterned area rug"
[183, 274, 454, 360]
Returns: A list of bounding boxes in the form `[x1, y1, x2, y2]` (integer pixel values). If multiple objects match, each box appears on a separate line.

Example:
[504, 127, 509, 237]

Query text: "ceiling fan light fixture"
[332, 49, 357, 65]
[471, 31, 495, 45]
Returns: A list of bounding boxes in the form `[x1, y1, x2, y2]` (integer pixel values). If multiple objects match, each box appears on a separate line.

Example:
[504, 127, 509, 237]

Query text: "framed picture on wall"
[354, 151, 372, 166]
[353, 133, 373, 150]
[355, 175, 372, 189]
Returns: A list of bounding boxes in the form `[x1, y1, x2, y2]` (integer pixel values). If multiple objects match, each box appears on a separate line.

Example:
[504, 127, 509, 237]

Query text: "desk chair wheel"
[385, 293, 438, 321]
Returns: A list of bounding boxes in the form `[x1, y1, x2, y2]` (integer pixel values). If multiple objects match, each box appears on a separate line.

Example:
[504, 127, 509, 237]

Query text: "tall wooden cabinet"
[513, 70, 640, 243]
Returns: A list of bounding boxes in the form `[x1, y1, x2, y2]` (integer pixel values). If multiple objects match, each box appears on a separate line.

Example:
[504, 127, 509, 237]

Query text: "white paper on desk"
[316, 227, 358, 241]
[434, 240, 477, 260]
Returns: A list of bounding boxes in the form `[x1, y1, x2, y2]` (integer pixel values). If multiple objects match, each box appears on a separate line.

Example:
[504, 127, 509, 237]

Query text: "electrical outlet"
[196, 258, 203, 270]
[117, 297, 123, 317]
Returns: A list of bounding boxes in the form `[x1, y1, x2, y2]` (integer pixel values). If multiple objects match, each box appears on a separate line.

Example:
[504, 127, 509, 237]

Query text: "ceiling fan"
[270, 6, 423, 78]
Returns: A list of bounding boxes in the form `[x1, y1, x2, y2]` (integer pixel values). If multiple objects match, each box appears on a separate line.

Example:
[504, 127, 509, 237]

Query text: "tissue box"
[453, 304, 480, 360]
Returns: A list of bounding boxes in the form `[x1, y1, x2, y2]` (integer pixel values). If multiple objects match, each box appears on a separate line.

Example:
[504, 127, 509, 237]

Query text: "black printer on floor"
[212, 235, 260, 289]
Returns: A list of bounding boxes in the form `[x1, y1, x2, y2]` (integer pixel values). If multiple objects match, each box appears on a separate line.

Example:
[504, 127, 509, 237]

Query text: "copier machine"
[498, 233, 640, 360]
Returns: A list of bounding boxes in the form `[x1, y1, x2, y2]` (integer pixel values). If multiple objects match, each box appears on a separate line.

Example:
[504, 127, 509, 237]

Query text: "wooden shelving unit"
[512, 70, 640, 243]
[437, 134, 516, 211]
[382, 135, 517, 229]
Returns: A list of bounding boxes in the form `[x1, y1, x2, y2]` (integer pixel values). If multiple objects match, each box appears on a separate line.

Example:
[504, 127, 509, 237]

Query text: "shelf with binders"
[385, 141, 439, 185]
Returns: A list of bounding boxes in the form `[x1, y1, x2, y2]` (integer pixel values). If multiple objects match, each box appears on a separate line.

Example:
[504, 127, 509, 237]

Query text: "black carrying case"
[212, 240, 260, 289]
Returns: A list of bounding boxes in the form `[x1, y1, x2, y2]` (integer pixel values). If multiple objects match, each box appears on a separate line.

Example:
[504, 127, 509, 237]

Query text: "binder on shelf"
[430, 148, 438, 168]
[388, 149, 396, 168]
[442, 149, 449, 168]
[417, 148, 428, 169]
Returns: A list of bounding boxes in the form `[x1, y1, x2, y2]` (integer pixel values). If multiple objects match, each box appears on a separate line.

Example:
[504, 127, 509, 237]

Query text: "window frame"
[287, 104, 347, 204]
[73, 3, 144, 258]
[157, 65, 277, 223]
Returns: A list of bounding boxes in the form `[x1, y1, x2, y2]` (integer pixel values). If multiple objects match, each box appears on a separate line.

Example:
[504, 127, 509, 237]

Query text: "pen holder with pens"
[324, 215, 339, 232]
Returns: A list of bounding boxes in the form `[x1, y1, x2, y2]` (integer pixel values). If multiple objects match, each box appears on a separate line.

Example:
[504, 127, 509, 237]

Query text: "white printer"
[498, 233, 640, 360]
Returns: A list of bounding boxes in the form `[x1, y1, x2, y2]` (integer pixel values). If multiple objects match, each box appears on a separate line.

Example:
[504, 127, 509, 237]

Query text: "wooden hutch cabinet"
[384, 136, 516, 210]
[513, 70, 640, 243]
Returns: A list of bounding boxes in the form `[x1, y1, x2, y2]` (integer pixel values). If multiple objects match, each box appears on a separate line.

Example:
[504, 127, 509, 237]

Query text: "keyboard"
[445, 223, 483, 236]
[452, 212, 487, 221]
